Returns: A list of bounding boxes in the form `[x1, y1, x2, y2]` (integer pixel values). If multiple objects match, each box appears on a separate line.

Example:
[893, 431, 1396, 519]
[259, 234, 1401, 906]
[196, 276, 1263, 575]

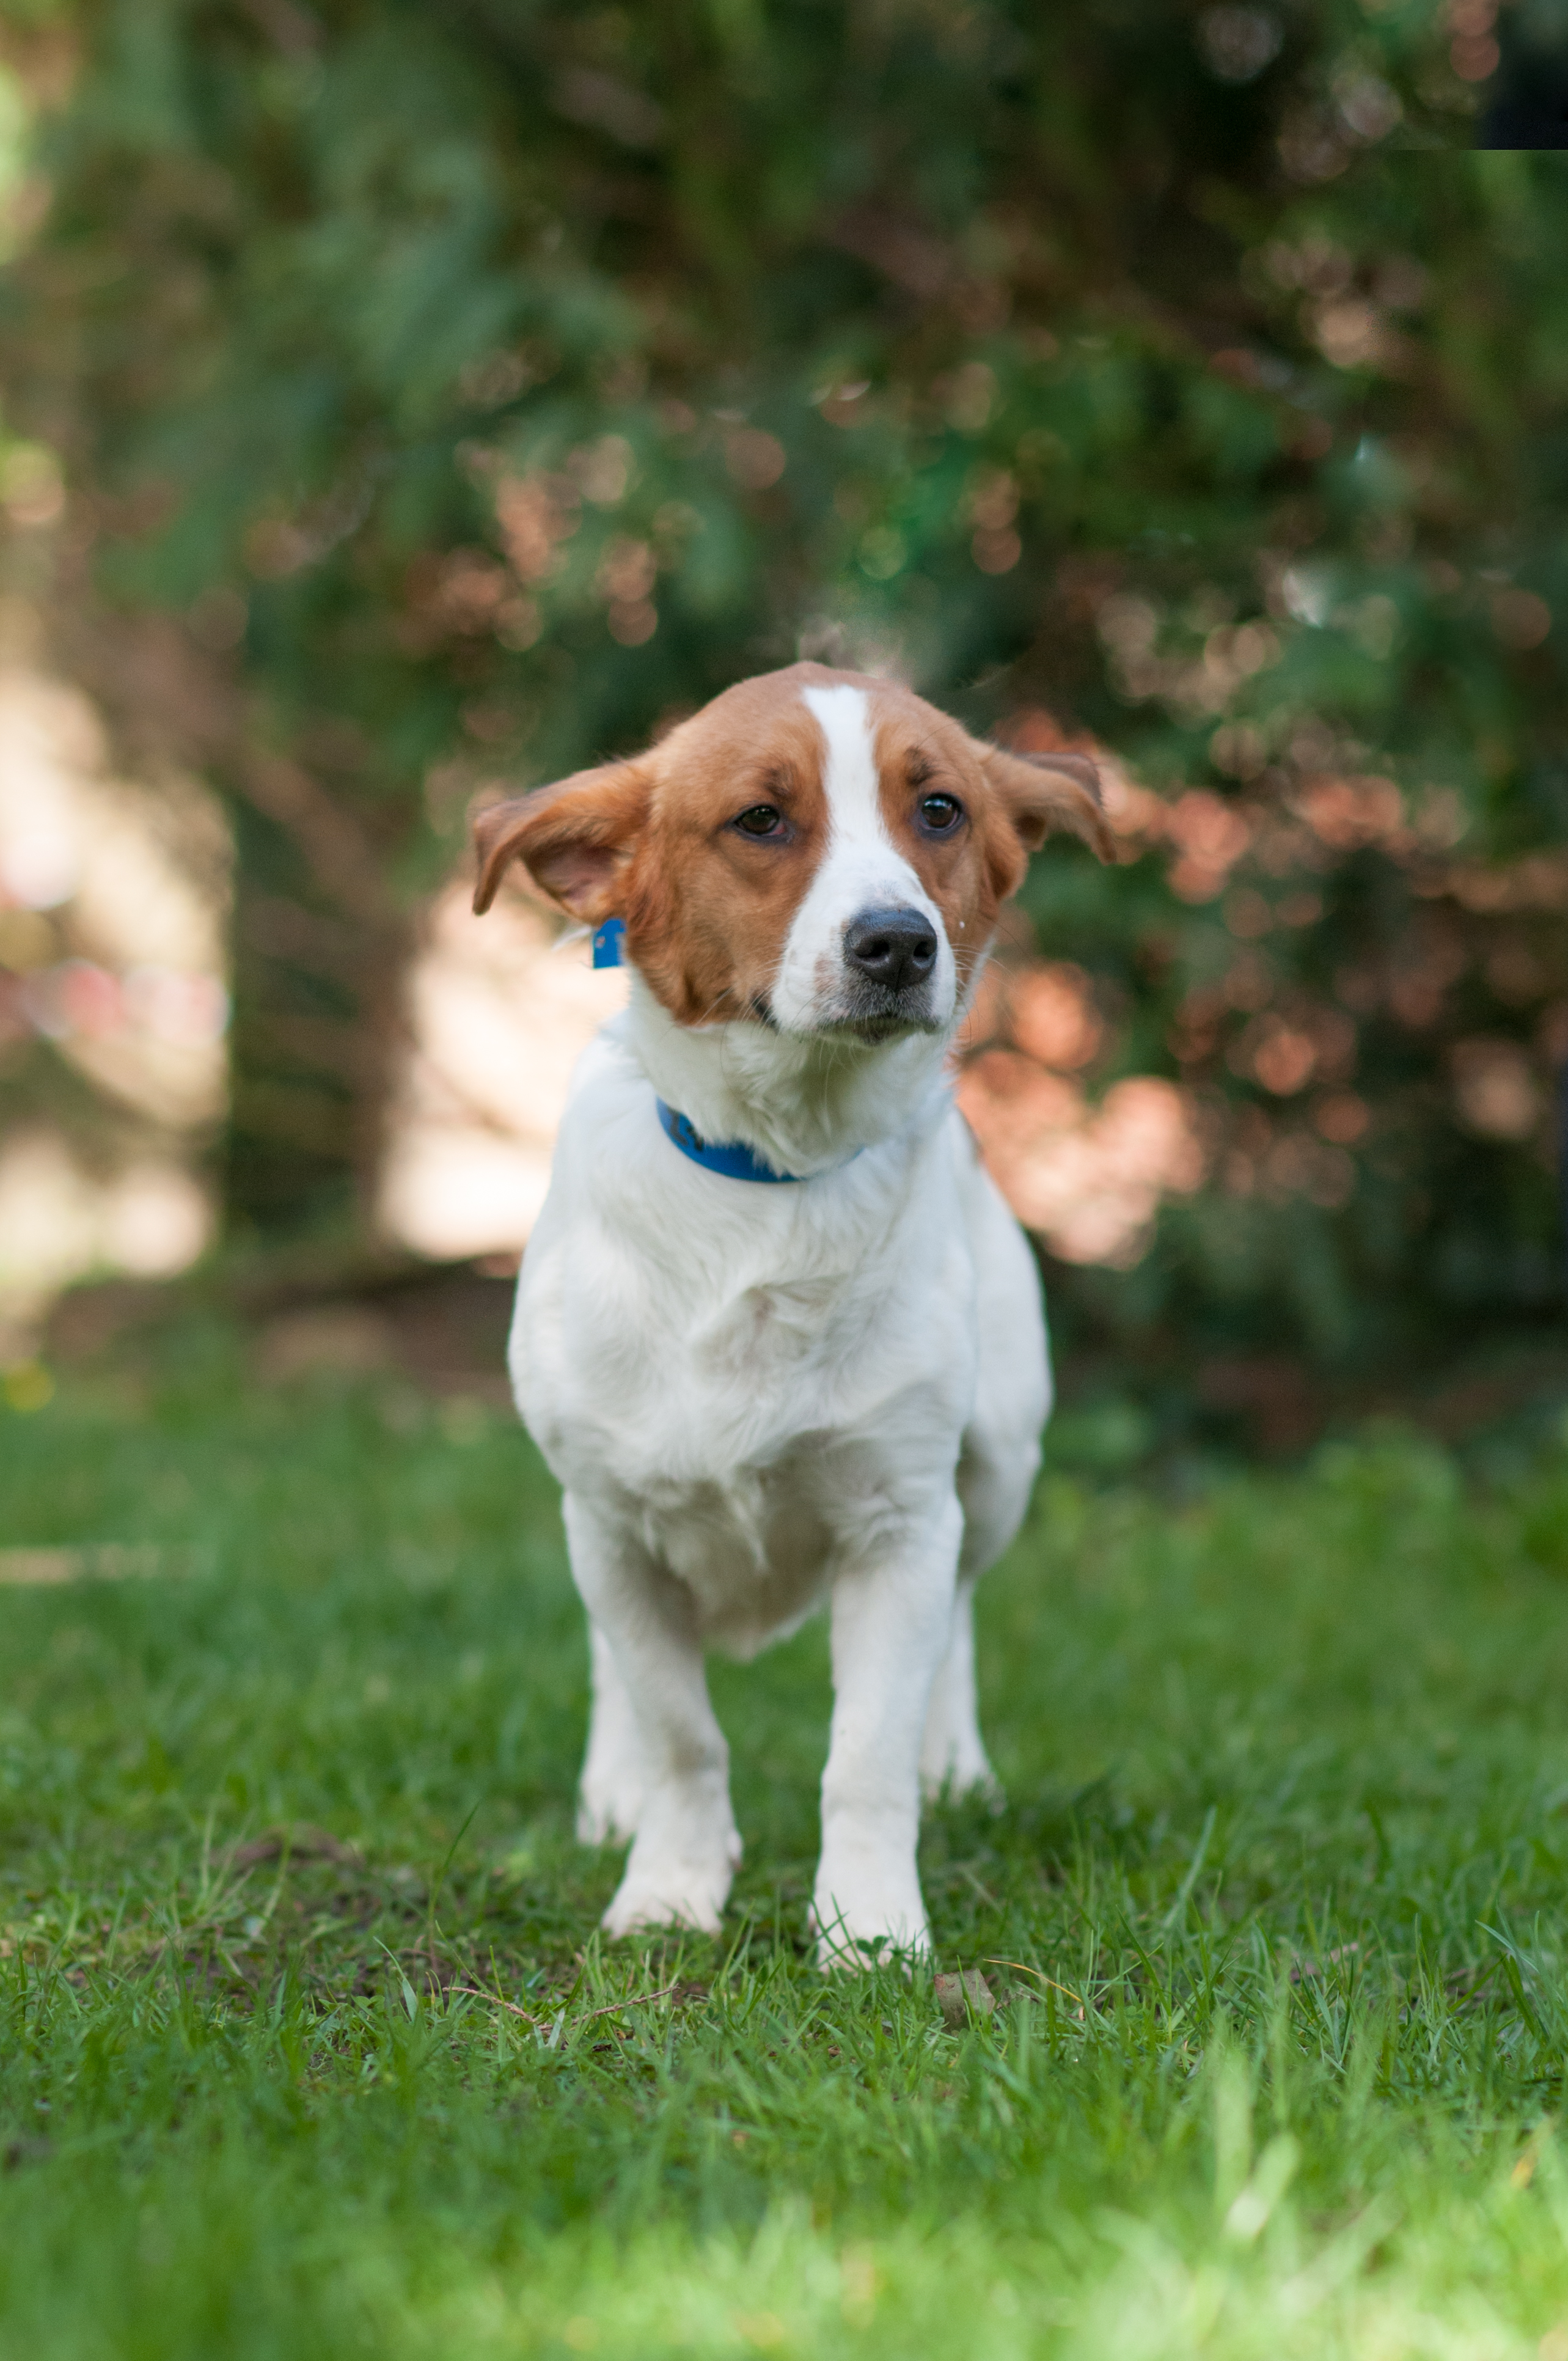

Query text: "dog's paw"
[603, 1885, 721, 1937]
[919, 1755, 1005, 1812]
[810, 1880, 931, 1974]
[603, 1860, 731, 1938]
[576, 1777, 643, 1847]
[602, 1813, 741, 1938]
[811, 1918, 932, 1974]
[918, 1711, 1004, 1809]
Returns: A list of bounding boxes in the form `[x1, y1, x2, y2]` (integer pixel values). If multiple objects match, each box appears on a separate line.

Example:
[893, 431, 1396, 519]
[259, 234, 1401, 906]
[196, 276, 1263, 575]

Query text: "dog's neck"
[618, 973, 961, 1177]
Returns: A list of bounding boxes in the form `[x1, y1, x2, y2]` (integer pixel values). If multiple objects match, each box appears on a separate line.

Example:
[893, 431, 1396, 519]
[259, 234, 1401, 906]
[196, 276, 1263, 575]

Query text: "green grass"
[5, 1327, 1568, 2359]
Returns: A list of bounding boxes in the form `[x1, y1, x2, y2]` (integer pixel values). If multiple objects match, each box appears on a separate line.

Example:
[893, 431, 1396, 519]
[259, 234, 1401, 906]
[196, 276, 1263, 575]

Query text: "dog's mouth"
[746, 1004, 935, 1045]
[816, 982, 945, 1044]
[832, 1014, 943, 1044]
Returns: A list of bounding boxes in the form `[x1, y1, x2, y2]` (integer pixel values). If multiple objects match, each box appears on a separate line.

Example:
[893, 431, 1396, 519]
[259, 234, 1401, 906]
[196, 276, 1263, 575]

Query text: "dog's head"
[472, 662, 1111, 1041]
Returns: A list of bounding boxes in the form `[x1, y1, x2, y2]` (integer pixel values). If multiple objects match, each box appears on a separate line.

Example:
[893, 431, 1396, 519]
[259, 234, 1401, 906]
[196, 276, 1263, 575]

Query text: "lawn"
[4, 1322, 1568, 2359]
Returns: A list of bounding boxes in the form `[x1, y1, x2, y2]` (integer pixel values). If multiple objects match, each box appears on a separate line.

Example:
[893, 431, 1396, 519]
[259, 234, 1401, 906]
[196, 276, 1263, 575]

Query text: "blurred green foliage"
[2, 0, 1564, 1366]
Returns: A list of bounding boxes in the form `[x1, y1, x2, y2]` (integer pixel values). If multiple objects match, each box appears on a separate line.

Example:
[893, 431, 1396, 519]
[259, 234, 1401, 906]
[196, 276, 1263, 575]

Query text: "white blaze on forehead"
[802, 683, 893, 855]
[766, 680, 956, 1035]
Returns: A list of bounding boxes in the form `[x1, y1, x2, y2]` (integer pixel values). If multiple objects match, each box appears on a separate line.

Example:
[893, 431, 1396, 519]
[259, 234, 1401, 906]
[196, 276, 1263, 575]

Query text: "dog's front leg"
[563, 1494, 741, 1937]
[576, 1617, 645, 1845]
[918, 1579, 1002, 1805]
[813, 1493, 962, 1967]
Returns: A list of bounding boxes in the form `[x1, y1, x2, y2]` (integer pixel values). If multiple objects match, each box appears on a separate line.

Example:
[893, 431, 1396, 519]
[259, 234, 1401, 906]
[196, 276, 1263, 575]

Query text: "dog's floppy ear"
[969, 741, 1115, 865]
[472, 758, 652, 920]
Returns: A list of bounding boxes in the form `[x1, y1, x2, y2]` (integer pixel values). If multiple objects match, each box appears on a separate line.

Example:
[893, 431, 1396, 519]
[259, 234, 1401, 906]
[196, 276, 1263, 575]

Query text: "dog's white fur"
[496, 680, 1060, 1961]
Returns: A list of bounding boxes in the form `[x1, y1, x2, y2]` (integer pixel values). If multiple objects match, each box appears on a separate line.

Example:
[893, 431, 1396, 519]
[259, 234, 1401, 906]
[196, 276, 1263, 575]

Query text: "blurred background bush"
[0, 0, 1563, 1438]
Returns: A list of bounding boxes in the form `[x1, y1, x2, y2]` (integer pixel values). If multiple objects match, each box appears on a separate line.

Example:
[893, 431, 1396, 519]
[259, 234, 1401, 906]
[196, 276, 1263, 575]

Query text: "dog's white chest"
[508, 1095, 979, 1653]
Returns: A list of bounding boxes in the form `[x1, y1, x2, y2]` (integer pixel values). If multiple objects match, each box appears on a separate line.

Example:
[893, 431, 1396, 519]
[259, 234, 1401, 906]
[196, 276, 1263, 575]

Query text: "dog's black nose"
[843, 905, 939, 992]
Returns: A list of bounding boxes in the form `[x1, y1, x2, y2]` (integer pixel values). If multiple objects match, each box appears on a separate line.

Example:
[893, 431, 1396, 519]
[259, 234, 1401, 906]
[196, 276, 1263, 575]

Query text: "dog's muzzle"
[835, 903, 941, 1037]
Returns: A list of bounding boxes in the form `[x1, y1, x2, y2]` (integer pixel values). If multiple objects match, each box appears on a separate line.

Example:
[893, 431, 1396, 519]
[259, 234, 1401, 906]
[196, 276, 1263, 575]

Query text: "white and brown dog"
[472, 662, 1109, 1963]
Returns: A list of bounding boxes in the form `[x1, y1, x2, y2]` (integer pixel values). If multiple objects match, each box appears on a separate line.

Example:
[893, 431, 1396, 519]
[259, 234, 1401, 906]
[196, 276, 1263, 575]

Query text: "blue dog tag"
[592, 917, 625, 969]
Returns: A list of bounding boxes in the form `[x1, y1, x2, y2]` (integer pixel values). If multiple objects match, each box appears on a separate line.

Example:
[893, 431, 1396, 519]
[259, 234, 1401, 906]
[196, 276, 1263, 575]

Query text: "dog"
[472, 662, 1110, 1962]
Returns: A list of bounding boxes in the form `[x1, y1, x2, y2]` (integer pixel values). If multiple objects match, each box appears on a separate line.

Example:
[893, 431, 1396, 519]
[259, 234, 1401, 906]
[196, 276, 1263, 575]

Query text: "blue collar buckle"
[592, 917, 625, 969]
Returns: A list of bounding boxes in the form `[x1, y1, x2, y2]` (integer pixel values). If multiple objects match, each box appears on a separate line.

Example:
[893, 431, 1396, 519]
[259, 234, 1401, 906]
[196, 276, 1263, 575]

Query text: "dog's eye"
[919, 793, 963, 832]
[734, 804, 785, 837]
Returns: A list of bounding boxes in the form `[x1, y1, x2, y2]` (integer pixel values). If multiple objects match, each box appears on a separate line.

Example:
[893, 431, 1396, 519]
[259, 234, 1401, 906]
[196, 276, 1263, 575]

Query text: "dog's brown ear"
[969, 741, 1115, 865]
[472, 758, 652, 920]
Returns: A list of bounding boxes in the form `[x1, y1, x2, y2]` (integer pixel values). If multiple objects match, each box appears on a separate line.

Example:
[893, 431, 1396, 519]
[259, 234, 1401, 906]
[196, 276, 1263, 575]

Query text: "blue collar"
[656, 1098, 865, 1186]
[657, 1098, 808, 1184]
